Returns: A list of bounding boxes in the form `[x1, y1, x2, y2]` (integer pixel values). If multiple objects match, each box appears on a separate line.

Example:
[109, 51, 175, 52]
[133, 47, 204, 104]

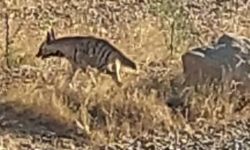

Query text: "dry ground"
[0, 0, 250, 149]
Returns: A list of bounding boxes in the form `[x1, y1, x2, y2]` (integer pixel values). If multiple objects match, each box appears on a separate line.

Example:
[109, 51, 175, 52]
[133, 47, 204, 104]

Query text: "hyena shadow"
[0, 100, 86, 140]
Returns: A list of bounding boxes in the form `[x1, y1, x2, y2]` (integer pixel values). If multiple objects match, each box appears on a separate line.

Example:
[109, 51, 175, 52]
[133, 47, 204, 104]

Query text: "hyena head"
[36, 28, 63, 59]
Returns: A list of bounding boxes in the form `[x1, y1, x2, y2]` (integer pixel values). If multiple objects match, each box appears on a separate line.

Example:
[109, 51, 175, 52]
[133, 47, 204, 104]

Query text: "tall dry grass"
[0, 0, 249, 147]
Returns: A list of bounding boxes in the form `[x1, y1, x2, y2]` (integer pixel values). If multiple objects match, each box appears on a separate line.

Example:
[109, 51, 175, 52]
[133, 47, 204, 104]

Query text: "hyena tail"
[117, 52, 137, 70]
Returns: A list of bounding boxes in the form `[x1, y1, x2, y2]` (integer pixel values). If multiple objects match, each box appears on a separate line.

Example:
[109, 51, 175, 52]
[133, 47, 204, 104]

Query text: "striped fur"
[36, 29, 137, 83]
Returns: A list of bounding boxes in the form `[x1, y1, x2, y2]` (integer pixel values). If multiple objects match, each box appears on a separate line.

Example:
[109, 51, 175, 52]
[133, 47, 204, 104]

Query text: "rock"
[181, 33, 250, 90]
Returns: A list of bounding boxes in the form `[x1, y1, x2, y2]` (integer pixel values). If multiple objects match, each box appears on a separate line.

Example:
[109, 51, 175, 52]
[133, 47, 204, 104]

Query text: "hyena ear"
[50, 28, 56, 40]
[46, 31, 52, 43]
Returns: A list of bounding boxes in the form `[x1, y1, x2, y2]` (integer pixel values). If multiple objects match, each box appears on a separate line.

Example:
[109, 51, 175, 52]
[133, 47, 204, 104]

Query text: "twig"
[11, 22, 23, 42]
[170, 20, 175, 56]
[234, 0, 239, 32]
[4, 13, 10, 69]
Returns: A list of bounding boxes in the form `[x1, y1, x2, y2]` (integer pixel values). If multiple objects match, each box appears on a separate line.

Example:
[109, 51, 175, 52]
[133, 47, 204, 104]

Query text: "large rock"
[181, 33, 250, 89]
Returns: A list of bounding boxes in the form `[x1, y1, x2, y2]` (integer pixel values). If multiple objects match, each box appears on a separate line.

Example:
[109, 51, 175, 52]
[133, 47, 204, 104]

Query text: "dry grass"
[0, 0, 250, 148]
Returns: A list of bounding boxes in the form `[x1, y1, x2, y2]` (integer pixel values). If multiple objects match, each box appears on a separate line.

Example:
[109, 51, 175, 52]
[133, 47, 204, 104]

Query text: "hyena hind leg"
[105, 59, 122, 84]
[97, 64, 113, 76]
[114, 59, 122, 84]
[98, 61, 122, 85]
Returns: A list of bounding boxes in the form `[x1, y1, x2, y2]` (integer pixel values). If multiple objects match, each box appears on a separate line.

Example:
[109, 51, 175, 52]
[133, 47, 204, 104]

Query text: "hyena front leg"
[77, 54, 93, 73]
[78, 59, 97, 84]
[60, 62, 79, 88]
[68, 62, 79, 82]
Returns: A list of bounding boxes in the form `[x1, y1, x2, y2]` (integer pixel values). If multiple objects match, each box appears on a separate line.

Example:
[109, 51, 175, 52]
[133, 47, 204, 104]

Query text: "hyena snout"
[36, 50, 46, 59]
[36, 50, 49, 59]
[36, 51, 42, 58]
